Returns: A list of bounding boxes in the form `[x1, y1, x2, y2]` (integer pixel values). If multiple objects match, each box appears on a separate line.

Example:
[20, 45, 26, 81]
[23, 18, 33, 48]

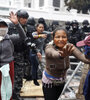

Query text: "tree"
[64, 0, 90, 14]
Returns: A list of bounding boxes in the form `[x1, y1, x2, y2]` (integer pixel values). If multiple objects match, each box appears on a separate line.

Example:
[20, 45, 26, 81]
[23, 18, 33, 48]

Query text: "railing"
[58, 56, 84, 100]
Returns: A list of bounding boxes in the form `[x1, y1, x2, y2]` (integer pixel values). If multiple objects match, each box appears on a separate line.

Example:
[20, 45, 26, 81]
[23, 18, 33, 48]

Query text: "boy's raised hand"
[9, 11, 18, 25]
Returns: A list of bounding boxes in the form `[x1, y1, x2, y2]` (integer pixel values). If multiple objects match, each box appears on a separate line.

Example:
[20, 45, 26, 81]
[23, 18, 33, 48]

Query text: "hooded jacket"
[0, 23, 27, 67]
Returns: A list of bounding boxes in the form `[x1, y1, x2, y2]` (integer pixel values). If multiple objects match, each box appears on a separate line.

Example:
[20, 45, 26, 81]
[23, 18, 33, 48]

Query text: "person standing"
[80, 20, 90, 39]
[30, 23, 46, 86]
[42, 27, 90, 100]
[0, 19, 14, 100]
[8, 9, 35, 100]
[0, 11, 29, 100]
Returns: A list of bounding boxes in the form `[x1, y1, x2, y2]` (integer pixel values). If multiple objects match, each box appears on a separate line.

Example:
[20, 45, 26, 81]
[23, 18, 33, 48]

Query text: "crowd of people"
[0, 9, 90, 100]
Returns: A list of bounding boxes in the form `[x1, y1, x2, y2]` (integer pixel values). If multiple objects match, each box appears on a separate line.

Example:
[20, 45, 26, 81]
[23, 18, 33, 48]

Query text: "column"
[45, 0, 54, 12]
[20, 0, 24, 8]
[60, 0, 65, 11]
[34, 0, 39, 9]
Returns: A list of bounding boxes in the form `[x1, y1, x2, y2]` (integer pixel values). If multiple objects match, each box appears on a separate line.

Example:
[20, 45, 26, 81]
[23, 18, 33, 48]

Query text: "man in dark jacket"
[80, 20, 90, 39]
[68, 20, 83, 46]
[8, 9, 32, 100]
[0, 11, 31, 100]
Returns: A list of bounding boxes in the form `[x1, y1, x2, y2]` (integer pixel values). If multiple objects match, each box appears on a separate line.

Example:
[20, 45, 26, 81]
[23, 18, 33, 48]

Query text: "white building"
[0, 0, 65, 11]
[0, 0, 90, 23]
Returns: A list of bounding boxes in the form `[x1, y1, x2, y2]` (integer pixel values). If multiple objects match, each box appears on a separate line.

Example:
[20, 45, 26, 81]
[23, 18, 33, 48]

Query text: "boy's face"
[0, 24, 8, 37]
[19, 17, 28, 25]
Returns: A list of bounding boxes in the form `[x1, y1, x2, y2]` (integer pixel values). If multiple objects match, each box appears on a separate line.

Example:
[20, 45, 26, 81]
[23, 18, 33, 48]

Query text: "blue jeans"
[29, 51, 39, 80]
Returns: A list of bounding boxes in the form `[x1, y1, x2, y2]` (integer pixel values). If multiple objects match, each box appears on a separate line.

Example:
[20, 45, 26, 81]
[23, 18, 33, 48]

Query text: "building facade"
[0, 0, 90, 23]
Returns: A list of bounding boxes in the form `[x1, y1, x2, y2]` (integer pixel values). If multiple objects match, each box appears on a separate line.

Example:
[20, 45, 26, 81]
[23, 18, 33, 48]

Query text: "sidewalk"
[20, 79, 44, 98]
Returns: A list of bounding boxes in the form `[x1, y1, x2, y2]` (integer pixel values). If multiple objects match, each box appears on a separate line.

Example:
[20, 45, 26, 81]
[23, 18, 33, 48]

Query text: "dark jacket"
[83, 69, 90, 100]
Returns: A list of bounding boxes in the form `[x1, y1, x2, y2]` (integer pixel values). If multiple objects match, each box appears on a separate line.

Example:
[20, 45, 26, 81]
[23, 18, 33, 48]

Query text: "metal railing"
[38, 55, 84, 100]
[58, 58, 84, 100]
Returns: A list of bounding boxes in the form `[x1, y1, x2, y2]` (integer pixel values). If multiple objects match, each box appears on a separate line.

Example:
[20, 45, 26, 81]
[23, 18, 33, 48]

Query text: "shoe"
[33, 79, 40, 86]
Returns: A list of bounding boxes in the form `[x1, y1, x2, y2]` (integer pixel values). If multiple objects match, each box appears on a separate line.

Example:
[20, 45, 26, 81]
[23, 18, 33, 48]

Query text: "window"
[53, 0, 60, 7]
[24, 0, 32, 8]
[39, 0, 44, 7]
[9, 1, 11, 6]
[28, 3, 31, 7]
[0, 7, 9, 11]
